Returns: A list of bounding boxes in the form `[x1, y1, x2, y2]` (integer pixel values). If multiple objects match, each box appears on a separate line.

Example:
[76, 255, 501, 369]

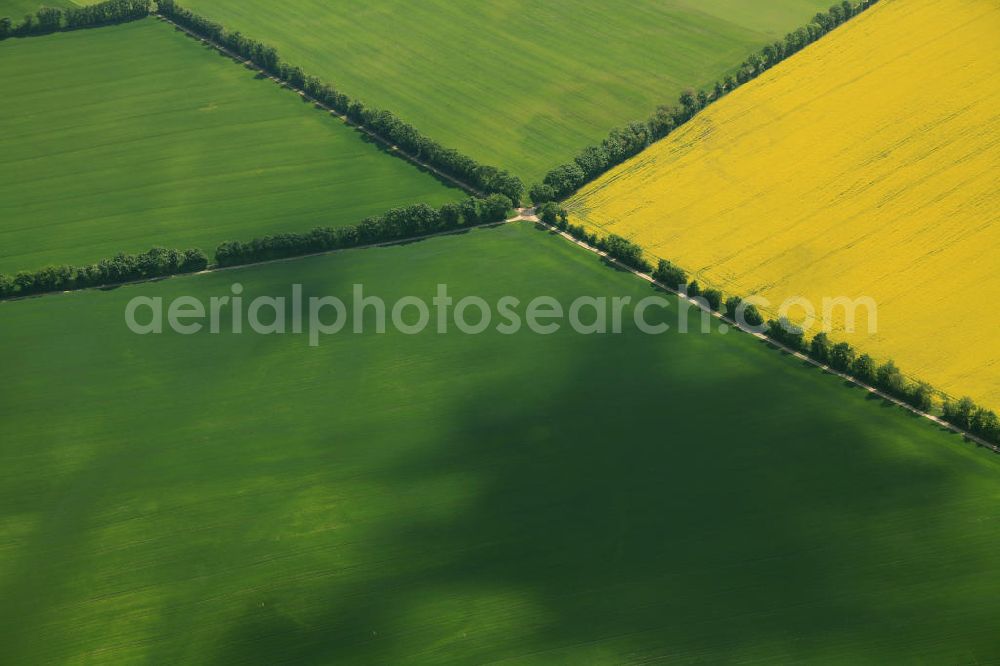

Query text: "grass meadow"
[1, 223, 998, 663]
[0, 19, 464, 274]
[180, 0, 834, 184]
[568, 0, 1000, 410]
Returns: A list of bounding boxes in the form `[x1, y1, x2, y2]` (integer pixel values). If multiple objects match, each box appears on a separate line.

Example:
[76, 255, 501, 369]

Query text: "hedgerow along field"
[2, 223, 999, 663]
[0, 18, 464, 274]
[179, 0, 835, 184]
[568, 0, 1000, 410]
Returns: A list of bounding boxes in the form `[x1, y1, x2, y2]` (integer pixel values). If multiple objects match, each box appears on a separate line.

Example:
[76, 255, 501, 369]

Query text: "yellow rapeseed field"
[568, 0, 1000, 409]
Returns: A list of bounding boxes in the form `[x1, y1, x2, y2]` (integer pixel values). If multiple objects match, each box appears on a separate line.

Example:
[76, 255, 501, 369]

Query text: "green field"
[181, 0, 834, 184]
[2, 223, 998, 663]
[0, 0, 75, 18]
[0, 19, 463, 274]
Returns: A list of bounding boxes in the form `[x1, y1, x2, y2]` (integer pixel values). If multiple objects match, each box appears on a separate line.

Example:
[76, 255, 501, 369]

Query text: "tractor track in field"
[153, 14, 484, 198]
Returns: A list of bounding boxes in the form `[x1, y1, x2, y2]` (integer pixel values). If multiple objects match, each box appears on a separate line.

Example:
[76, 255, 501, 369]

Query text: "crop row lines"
[153, 14, 484, 198]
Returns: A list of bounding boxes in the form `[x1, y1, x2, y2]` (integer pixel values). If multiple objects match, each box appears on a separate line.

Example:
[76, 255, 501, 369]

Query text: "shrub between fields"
[214, 195, 512, 267]
[0, 0, 150, 39]
[537, 203, 1000, 447]
[152, 0, 524, 204]
[531, 0, 883, 202]
[0, 247, 208, 298]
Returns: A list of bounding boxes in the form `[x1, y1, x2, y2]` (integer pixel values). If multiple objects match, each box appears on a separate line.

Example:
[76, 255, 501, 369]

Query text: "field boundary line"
[0, 215, 531, 304]
[544, 0, 880, 202]
[570, 211, 970, 409]
[529, 216, 1000, 456]
[153, 15, 484, 198]
[6, 206, 995, 455]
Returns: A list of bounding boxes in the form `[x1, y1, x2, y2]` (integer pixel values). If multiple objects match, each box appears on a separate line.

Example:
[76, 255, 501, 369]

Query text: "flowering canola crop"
[568, 0, 1000, 409]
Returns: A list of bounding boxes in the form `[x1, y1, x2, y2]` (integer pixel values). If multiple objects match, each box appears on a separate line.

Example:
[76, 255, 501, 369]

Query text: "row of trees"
[531, 0, 881, 201]
[0, 0, 149, 39]
[681, 270, 999, 447]
[772, 322, 999, 445]
[649, 255, 936, 415]
[0, 247, 207, 298]
[215, 195, 513, 267]
[537, 203, 650, 272]
[2, 194, 510, 296]
[154, 0, 523, 203]
[602, 235, 651, 273]
[534, 203, 999, 447]
[1, 194, 512, 296]
[942, 398, 1000, 446]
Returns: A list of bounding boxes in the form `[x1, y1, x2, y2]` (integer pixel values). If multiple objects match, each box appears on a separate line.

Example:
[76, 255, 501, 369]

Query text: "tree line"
[767, 320, 999, 446]
[942, 398, 1000, 447]
[215, 195, 513, 267]
[0, 0, 150, 39]
[537, 202, 651, 273]
[0, 247, 207, 299]
[531, 0, 881, 202]
[153, 0, 524, 204]
[535, 202, 1000, 448]
[0, 195, 511, 298]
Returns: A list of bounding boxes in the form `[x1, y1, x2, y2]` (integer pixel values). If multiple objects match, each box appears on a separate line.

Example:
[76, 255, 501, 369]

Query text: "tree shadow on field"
[205, 320, 1000, 663]
[352, 223, 499, 252]
[534, 222, 563, 235]
[598, 257, 633, 274]
[346, 131, 469, 195]
[865, 393, 921, 421]
[761, 339, 795, 357]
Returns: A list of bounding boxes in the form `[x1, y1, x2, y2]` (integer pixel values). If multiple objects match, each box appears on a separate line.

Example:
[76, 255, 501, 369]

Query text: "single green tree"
[810, 332, 832, 364]
[851, 354, 877, 384]
[702, 289, 723, 311]
[829, 341, 855, 371]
